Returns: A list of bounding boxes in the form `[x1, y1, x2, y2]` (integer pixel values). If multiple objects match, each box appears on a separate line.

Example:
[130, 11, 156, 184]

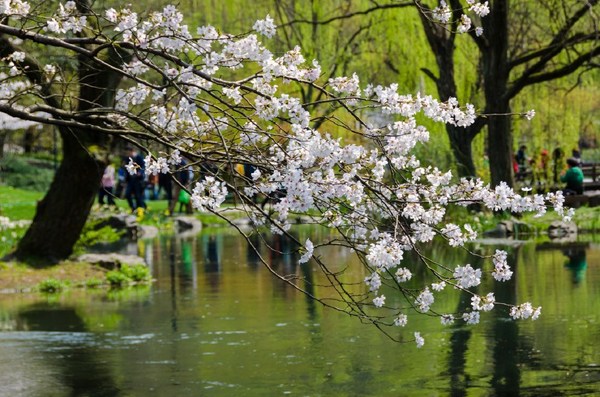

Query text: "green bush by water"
[106, 264, 151, 287]
[37, 278, 67, 293]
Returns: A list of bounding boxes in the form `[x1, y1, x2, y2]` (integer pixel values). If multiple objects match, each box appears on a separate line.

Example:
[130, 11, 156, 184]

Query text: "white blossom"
[510, 303, 541, 320]
[441, 314, 455, 325]
[525, 109, 536, 120]
[457, 14, 472, 34]
[364, 272, 382, 292]
[492, 250, 513, 282]
[462, 311, 480, 324]
[395, 267, 412, 283]
[299, 238, 314, 264]
[373, 295, 386, 308]
[432, 1, 451, 23]
[469, 1, 490, 17]
[125, 158, 137, 175]
[471, 293, 495, 312]
[394, 314, 408, 327]
[253, 15, 276, 38]
[415, 288, 434, 312]
[191, 176, 228, 211]
[414, 332, 425, 348]
[453, 264, 482, 288]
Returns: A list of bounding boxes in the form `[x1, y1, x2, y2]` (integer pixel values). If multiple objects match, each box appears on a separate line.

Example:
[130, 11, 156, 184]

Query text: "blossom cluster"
[432, 0, 489, 36]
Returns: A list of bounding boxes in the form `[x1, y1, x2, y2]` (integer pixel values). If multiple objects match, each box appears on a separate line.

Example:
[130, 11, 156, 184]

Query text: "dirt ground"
[0, 261, 108, 293]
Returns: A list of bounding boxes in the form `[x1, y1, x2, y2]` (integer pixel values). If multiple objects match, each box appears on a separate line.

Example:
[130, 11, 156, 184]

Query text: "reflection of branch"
[278, 2, 413, 27]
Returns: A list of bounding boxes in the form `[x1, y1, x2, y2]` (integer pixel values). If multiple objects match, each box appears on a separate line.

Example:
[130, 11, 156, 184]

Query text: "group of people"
[513, 145, 584, 195]
[98, 147, 198, 214]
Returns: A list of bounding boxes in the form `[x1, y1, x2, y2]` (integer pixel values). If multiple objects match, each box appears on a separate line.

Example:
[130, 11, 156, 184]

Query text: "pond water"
[1, 229, 599, 396]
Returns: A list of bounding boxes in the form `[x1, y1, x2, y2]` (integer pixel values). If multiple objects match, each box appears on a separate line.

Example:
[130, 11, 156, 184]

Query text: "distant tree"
[283, 0, 599, 184]
[416, 0, 598, 185]
[1, 0, 568, 343]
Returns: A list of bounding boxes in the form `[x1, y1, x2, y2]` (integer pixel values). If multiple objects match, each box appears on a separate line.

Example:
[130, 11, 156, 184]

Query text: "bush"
[73, 221, 124, 255]
[85, 277, 104, 288]
[120, 264, 151, 282]
[105, 270, 129, 287]
[37, 278, 66, 293]
[0, 155, 55, 192]
[106, 264, 151, 287]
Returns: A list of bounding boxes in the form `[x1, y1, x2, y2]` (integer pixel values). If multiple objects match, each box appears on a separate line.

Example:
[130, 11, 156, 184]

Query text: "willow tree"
[2, 0, 571, 343]
[416, 0, 599, 185]
[281, 0, 599, 184]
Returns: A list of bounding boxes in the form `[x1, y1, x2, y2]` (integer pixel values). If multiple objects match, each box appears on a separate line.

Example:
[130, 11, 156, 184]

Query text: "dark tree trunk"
[448, 125, 477, 178]
[0, 131, 7, 158]
[13, 131, 105, 263]
[22, 125, 35, 153]
[487, 103, 514, 187]
[483, 0, 514, 187]
[12, 17, 127, 263]
[418, 7, 479, 179]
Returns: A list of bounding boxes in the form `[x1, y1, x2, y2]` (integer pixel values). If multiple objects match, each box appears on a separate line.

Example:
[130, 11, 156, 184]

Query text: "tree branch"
[0, 37, 62, 109]
[507, 48, 599, 99]
[507, 0, 598, 75]
[278, 2, 413, 27]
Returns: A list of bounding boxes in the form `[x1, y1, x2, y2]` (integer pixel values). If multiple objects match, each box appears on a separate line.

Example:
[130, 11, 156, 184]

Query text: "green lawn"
[0, 186, 43, 220]
[0, 185, 238, 226]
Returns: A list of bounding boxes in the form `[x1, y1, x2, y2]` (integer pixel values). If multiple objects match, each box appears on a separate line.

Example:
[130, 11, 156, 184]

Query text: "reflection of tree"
[17, 305, 121, 396]
[445, 248, 528, 396]
[563, 248, 588, 285]
[300, 259, 317, 322]
[448, 289, 474, 397]
[490, 247, 521, 396]
[447, 256, 483, 397]
[268, 233, 300, 298]
[179, 238, 197, 289]
[246, 233, 262, 270]
[200, 234, 223, 293]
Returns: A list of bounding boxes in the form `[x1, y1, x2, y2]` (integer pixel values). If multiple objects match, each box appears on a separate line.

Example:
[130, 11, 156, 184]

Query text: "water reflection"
[16, 305, 120, 396]
[563, 247, 588, 285]
[1, 232, 599, 396]
[490, 248, 521, 397]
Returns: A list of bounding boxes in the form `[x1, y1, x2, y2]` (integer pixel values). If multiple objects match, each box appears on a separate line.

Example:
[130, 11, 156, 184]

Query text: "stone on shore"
[76, 253, 146, 270]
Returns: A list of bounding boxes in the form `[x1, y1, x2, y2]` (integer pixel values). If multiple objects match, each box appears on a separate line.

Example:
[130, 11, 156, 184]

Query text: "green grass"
[0, 185, 43, 220]
[0, 185, 243, 230]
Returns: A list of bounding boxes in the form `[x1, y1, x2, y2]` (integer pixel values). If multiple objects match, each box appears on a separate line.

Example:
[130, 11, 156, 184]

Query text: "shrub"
[85, 277, 104, 288]
[105, 264, 151, 287]
[120, 264, 151, 282]
[0, 155, 55, 192]
[37, 278, 66, 293]
[105, 270, 130, 287]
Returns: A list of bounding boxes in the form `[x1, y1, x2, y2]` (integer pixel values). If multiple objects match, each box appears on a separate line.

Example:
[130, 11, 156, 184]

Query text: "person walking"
[125, 146, 147, 211]
[99, 163, 116, 206]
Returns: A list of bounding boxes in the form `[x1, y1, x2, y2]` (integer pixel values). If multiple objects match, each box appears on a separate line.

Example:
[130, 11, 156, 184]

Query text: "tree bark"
[11, 12, 128, 263]
[448, 125, 477, 178]
[483, 0, 514, 187]
[486, 104, 514, 187]
[13, 130, 105, 263]
[418, 6, 479, 179]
